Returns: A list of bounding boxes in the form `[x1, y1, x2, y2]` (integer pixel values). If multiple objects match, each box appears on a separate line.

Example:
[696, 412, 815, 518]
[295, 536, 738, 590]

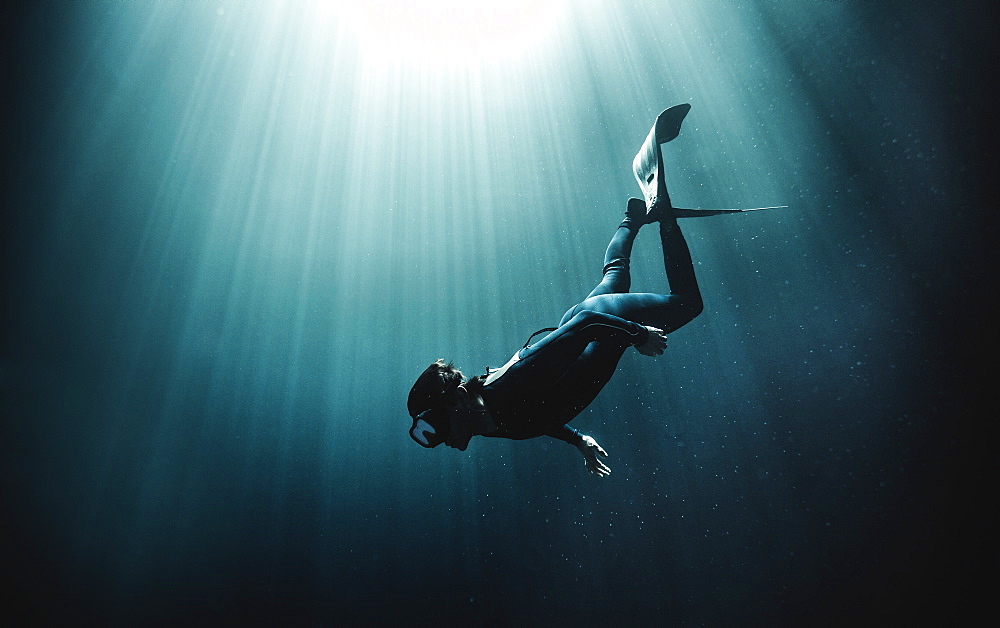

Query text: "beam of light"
[331, 0, 568, 66]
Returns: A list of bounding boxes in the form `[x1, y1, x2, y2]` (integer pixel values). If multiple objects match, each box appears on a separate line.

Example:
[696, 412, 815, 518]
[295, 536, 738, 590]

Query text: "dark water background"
[2, 1, 994, 625]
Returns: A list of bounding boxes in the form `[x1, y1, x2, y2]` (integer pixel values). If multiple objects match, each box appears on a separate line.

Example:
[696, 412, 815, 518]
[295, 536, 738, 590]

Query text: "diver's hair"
[407, 359, 464, 418]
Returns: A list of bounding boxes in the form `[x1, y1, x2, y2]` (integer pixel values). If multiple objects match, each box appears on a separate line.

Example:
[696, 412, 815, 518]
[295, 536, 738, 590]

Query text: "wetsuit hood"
[407, 360, 462, 447]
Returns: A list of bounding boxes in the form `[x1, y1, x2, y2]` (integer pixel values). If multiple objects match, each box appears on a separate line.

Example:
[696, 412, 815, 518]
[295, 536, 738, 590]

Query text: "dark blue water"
[3, 1, 992, 625]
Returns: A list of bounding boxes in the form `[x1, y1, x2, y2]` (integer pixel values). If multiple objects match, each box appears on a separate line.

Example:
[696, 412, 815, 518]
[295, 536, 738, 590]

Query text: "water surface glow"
[335, 0, 569, 65]
[4, 1, 988, 624]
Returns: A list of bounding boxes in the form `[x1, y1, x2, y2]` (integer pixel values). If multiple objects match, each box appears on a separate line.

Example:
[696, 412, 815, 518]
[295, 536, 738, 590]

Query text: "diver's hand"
[576, 434, 611, 477]
[636, 326, 667, 356]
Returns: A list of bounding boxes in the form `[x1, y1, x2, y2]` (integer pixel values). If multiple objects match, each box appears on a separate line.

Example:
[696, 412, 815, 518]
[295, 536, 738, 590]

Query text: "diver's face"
[443, 409, 467, 450]
[410, 406, 468, 450]
[409, 417, 445, 448]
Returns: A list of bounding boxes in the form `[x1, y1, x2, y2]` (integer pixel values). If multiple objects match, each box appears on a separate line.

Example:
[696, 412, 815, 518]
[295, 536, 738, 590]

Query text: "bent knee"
[672, 295, 703, 326]
[686, 297, 704, 320]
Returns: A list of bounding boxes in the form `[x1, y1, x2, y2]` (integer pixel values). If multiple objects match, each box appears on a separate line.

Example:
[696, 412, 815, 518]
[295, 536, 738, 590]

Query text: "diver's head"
[407, 359, 464, 448]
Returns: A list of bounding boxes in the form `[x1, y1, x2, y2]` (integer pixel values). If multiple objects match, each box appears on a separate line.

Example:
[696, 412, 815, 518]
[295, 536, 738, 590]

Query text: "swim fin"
[672, 206, 788, 218]
[632, 103, 691, 219]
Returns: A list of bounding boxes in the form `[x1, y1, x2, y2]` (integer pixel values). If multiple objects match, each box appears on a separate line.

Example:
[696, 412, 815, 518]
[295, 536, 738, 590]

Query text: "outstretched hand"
[636, 326, 667, 356]
[576, 434, 611, 477]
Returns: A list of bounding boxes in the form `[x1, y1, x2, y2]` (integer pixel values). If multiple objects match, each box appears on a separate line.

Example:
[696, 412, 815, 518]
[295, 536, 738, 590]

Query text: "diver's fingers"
[589, 456, 610, 475]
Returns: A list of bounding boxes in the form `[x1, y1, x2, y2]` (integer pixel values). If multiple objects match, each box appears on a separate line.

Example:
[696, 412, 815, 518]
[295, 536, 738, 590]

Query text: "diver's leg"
[658, 217, 703, 313]
[588, 198, 651, 298]
[559, 199, 648, 326]
[567, 220, 703, 333]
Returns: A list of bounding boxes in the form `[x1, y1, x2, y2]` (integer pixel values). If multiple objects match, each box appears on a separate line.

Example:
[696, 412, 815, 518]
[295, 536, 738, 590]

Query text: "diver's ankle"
[625, 198, 649, 226]
[658, 209, 678, 232]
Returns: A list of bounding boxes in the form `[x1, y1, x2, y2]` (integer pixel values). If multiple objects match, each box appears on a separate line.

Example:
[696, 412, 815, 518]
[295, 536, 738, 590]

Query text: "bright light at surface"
[335, 0, 568, 65]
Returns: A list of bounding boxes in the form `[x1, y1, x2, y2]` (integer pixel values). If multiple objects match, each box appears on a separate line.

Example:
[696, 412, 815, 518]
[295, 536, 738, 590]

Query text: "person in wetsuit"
[406, 197, 703, 477]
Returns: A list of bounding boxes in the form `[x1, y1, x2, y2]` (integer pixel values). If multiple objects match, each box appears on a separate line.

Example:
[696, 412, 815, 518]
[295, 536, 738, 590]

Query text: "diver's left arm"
[546, 426, 611, 477]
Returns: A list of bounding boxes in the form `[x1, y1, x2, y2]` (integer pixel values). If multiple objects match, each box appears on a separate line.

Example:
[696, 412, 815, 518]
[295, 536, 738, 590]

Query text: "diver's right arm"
[562, 310, 649, 346]
[555, 311, 666, 356]
[545, 425, 611, 477]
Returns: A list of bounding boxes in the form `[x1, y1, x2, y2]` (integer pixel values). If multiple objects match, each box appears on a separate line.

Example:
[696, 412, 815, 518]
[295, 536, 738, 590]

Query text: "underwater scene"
[2, 1, 992, 625]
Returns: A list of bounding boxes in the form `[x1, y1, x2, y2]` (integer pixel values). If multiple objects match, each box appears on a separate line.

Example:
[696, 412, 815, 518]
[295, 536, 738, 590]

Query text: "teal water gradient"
[3, 1, 991, 624]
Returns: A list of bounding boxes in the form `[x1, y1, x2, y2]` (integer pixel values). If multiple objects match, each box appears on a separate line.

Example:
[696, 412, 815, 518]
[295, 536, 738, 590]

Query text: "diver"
[406, 104, 705, 477]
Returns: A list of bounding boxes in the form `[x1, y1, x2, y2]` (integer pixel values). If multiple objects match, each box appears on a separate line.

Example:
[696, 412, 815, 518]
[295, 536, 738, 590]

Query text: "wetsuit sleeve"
[556, 310, 650, 347]
[545, 424, 584, 446]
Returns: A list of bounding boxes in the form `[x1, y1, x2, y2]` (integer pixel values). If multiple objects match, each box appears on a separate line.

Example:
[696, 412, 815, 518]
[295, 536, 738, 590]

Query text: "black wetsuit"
[479, 217, 703, 445]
